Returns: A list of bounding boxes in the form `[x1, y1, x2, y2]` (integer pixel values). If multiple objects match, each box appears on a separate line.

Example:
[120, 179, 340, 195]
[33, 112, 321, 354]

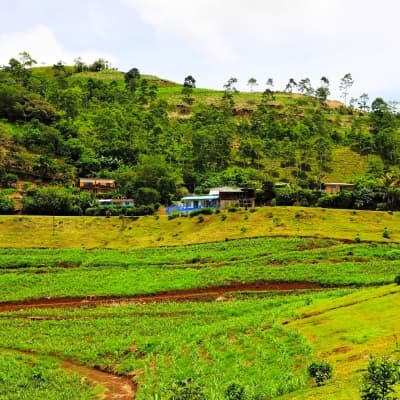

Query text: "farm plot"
[0, 238, 400, 303]
[0, 290, 352, 400]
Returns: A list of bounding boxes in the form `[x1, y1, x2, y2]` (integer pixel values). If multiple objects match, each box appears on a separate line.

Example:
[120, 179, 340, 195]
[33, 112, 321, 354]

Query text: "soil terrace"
[0, 281, 328, 312]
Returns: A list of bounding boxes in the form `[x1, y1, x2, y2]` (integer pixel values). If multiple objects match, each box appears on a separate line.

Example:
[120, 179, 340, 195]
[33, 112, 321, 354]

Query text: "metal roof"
[182, 195, 219, 201]
[324, 183, 355, 186]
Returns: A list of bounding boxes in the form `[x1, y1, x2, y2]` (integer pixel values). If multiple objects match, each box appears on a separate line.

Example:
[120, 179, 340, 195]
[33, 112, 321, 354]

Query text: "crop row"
[0, 290, 350, 399]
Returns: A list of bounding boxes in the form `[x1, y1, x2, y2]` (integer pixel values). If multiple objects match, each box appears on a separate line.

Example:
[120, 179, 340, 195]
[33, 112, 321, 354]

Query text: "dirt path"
[0, 281, 329, 312]
[61, 360, 136, 400]
[0, 348, 136, 400]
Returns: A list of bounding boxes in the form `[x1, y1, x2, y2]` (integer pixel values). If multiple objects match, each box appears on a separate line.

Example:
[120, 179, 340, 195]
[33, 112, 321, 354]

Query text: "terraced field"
[1, 228, 400, 399]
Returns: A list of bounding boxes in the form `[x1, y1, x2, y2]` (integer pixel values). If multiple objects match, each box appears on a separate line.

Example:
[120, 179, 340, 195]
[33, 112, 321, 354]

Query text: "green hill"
[0, 57, 400, 214]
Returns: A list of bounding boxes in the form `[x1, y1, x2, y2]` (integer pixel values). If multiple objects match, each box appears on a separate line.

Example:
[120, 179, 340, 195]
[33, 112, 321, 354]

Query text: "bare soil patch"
[0, 281, 328, 312]
[62, 360, 136, 400]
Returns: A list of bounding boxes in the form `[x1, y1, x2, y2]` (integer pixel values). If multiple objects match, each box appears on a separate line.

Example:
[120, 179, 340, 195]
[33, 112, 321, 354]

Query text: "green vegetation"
[308, 361, 333, 386]
[2, 53, 400, 400]
[1, 53, 400, 215]
[1, 236, 400, 302]
[0, 351, 96, 399]
[360, 356, 400, 400]
[1, 206, 400, 248]
[0, 291, 350, 399]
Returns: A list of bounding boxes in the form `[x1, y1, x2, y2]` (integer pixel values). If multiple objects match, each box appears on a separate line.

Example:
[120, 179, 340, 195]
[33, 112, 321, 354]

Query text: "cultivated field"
[0, 208, 399, 399]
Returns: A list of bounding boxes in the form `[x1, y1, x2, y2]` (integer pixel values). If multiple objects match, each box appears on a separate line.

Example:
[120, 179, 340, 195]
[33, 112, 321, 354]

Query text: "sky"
[1, 0, 400, 102]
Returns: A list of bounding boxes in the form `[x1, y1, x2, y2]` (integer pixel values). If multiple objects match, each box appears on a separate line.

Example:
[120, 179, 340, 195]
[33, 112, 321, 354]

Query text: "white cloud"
[121, 0, 400, 99]
[0, 25, 117, 67]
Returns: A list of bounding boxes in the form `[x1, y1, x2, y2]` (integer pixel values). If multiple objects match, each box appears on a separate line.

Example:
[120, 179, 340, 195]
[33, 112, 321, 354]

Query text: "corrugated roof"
[324, 183, 355, 186]
[79, 178, 115, 182]
[182, 195, 219, 201]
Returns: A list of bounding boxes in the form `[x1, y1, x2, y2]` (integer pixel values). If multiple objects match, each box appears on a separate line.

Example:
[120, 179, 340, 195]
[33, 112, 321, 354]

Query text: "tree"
[89, 58, 109, 72]
[285, 78, 297, 93]
[298, 78, 314, 96]
[124, 67, 141, 93]
[182, 75, 196, 106]
[223, 77, 238, 93]
[315, 76, 330, 102]
[339, 73, 354, 105]
[183, 75, 196, 88]
[358, 93, 370, 112]
[73, 57, 87, 73]
[266, 78, 274, 88]
[22, 186, 74, 215]
[360, 356, 400, 400]
[247, 77, 258, 92]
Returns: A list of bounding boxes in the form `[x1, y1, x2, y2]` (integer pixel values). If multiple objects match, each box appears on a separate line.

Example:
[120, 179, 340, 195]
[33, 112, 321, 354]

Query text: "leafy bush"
[308, 361, 333, 386]
[360, 356, 400, 400]
[168, 212, 180, 220]
[135, 187, 161, 206]
[189, 208, 214, 217]
[383, 227, 391, 239]
[376, 202, 389, 211]
[85, 205, 155, 217]
[0, 172, 18, 188]
[225, 383, 246, 400]
[228, 206, 237, 212]
[394, 275, 400, 285]
[166, 378, 206, 400]
[0, 194, 15, 214]
[275, 187, 297, 206]
[22, 186, 74, 215]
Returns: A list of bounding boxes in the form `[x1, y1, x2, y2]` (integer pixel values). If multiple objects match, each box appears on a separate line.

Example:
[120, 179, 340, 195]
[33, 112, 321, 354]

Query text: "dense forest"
[0, 52, 400, 214]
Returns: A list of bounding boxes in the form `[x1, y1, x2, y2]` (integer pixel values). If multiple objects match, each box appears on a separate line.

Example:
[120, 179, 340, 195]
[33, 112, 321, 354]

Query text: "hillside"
[0, 56, 400, 215]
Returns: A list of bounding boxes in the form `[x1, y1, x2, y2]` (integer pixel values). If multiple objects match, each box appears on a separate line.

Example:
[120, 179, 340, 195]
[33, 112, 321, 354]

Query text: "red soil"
[0, 281, 326, 312]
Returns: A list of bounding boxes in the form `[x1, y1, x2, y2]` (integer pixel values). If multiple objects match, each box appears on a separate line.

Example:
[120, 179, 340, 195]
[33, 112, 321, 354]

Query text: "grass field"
[1, 209, 400, 399]
[0, 237, 400, 303]
[1, 206, 400, 249]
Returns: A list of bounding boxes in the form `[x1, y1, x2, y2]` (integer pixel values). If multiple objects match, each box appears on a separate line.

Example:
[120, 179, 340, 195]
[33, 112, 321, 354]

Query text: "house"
[166, 186, 256, 214]
[323, 183, 355, 194]
[79, 178, 116, 194]
[99, 198, 134, 207]
[209, 187, 256, 208]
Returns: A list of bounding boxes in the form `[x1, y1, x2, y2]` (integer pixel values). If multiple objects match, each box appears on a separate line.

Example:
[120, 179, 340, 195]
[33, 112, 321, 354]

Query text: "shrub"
[125, 205, 155, 216]
[135, 187, 161, 206]
[168, 212, 180, 220]
[220, 214, 227, 221]
[189, 208, 214, 218]
[0, 172, 18, 188]
[228, 206, 237, 212]
[308, 361, 333, 386]
[197, 215, 204, 223]
[166, 378, 206, 400]
[355, 234, 361, 243]
[360, 356, 400, 400]
[84, 207, 101, 216]
[22, 186, 74, 215]
[394, 275, 400, 285]
[275, 187, 297, 206]
[376, 202, 389, 211]
[225, 383, 246, 400]
[0, 194, 15, 214]
[383, 227, 391, 239]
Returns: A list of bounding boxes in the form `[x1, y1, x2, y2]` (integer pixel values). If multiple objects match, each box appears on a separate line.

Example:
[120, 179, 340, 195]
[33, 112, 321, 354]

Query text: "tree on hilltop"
[339, 73, 354, 105]
[247, 77, 258, 92]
